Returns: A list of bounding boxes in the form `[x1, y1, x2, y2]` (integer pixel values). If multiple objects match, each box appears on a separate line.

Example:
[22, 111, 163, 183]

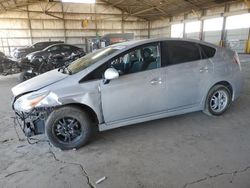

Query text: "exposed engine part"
[13, 108, 52, 138]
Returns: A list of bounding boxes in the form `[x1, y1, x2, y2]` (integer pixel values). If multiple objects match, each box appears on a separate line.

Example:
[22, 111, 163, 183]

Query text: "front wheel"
[45, 106, 92, 150]
[203, 85, 232, 116]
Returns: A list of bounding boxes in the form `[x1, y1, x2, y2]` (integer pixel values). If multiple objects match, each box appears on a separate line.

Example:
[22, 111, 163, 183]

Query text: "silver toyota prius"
[11, 38, 243, 150]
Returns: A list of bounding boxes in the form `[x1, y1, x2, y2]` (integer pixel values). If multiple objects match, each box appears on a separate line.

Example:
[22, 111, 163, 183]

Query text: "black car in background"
[26, 43, 85, 62]
[19, 44, 86, 82]
[12, 41, 64, 59]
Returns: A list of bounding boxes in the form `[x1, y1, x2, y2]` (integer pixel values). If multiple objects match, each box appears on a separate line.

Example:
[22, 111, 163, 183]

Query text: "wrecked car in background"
[11, 41, 64, 59]
[18, 44, 86, 82]
[11, 38, 243, 150]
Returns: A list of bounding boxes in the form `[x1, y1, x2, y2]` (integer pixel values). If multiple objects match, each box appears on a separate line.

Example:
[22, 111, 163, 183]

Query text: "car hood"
[12, 69, 68, 97]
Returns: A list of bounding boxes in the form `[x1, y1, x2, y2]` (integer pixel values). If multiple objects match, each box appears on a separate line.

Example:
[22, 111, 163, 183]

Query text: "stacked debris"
[0, 52, 21, 75]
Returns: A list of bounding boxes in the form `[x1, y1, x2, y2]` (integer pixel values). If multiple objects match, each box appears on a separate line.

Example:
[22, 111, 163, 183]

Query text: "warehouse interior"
[0, 0, 250, 55]
[0, 0, 250, 188]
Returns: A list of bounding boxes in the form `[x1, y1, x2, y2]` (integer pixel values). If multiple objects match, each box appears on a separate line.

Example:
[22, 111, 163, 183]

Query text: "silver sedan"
[12, 38, 243, 150]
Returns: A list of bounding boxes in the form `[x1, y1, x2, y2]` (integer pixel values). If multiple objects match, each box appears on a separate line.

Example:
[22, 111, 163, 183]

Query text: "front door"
[100, 43, 168, 123]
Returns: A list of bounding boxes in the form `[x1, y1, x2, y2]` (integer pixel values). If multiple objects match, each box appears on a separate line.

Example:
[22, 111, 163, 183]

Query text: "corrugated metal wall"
[0, 2, 149, 55]
[0, 1, 249, 55]
[150, 2, 250, 53]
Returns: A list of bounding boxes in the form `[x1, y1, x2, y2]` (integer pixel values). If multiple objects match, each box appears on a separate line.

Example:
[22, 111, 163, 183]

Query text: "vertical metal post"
[6, 38, 10, 55]
[148, 21, 151, 38]
[27, 6, 33, 44]
[94, 4, 98, 37]
[246, 28, 250, 53]
[121, 11, 124, 33]
[0, 37, 3, 52]
[199, 10, 205, 41]
[183, 13, 188, 38]
[61, 2, 66, 43]
[200, 20, 204, 41]
[183, 23, 186, 38]
[220, 4, 229, 47]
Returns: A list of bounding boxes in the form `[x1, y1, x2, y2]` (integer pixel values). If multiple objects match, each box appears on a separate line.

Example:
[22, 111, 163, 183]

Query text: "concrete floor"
[0, 55, 250, 188]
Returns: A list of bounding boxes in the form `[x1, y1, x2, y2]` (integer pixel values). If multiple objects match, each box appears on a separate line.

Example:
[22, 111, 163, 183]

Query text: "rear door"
[162, 40, 213, 110]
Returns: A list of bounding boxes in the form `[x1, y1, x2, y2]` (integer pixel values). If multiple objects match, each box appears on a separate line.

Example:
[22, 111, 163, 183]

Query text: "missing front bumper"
[14, 109, 48, 137]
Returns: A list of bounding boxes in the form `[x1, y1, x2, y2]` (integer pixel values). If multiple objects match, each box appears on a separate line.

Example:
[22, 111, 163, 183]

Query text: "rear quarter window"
[167, 41, 201, 65]
[199, 44, 216, 59]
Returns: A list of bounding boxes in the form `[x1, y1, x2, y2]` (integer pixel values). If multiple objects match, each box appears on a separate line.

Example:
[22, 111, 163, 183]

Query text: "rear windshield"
[200, 44, 216, 59]
[67, 47, 119, 74]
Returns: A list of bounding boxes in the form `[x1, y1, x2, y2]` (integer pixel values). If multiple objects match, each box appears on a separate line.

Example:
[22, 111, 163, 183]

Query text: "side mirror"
[104, 68, 119, 81]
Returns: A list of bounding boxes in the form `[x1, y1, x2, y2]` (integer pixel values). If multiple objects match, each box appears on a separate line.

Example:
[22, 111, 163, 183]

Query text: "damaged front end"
[12, 91, 61, 137]
[14, 109, 50, 137]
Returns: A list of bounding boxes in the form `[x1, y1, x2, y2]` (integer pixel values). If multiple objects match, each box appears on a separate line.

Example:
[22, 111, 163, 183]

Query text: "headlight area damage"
[12, 91, 61, 137]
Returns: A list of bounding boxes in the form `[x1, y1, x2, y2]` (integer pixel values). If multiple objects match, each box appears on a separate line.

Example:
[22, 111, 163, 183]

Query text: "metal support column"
[220, 4, 229, 47]
[94, 4, 98, 37]
[199, 10, 205, 41]
[121, 11, 124, 33]
[27, 6, 33, 44]
[246, 28, 250, 53]
[183, 13, 188, 38]
[148, 21, 151, 39]
[61, 2, 66, 43]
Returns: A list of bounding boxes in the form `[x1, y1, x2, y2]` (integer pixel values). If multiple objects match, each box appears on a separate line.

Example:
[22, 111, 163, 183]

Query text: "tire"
[45, 106, 92, 150]
[19, 71, 36, 82]
[203, 84, 232, 116]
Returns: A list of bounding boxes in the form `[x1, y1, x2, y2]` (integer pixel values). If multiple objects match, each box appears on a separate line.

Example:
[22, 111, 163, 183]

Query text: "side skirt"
[99, 106, 202, 131]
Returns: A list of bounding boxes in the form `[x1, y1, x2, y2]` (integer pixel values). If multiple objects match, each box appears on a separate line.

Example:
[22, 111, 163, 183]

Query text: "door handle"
[150, 78, 162, 85]
[199, 67, 209, 73]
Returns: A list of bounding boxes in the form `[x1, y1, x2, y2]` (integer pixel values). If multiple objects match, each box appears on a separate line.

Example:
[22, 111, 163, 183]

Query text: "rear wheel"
[204, 85, 232, 116]
[45, 106, 92, 150]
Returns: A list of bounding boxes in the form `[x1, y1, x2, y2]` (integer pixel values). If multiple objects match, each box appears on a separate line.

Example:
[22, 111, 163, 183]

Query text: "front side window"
[167, 41, 201, 65]
[82, 43, 161, 81]
[111, 44, 160, 75]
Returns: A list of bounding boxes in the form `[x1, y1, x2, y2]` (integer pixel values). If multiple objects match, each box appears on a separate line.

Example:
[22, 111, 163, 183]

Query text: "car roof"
[34, 41, 63, 45]
[44, 43, 78, 50]
[111, 38, 219, 50]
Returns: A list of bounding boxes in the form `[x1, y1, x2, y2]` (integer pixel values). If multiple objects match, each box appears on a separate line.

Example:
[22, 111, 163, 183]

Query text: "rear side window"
[199, 44, 216, 59]
[166, 41, 201, 65]
[34, 43, 44, 48]
[61, 45, 71, 50]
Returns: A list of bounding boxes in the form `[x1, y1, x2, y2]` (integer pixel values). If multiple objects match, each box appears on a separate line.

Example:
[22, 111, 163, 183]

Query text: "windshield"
[67, 47, 119, 74]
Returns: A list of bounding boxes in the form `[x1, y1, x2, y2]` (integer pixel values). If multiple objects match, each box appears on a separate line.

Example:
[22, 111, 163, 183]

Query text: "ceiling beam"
[131, 6, 155, 16]
[140, 0, 169, 17]
[183, 0, 202, 10]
